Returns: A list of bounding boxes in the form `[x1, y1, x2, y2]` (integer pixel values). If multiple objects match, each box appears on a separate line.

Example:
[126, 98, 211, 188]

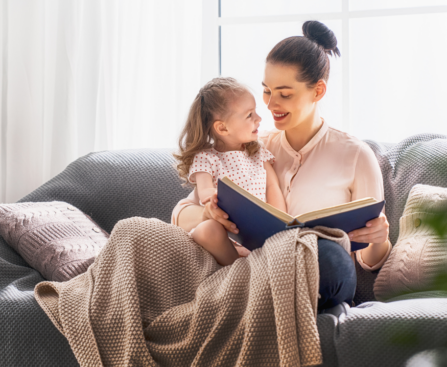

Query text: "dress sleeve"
[351, 143, 391, 271]
[188, 152, 214, 183]
[259, 147, 275, 165]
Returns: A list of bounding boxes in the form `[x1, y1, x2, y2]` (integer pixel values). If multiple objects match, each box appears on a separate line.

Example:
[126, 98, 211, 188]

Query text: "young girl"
[174, 77, 286, 266]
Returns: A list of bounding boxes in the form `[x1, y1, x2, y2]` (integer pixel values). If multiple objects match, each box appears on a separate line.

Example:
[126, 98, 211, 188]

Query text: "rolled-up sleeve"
[356, 238, 392, 271]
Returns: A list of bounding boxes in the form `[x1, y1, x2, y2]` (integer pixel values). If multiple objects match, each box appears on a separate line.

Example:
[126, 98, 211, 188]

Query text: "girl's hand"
[348, 212, 389, 244]
[201, 192, 239, 234]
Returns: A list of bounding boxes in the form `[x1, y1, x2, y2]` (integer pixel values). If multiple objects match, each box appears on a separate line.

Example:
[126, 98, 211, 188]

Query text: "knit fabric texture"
[374, 184, 447, 301]
[34, 217, 350, 367]
[0, 201, 109, 282]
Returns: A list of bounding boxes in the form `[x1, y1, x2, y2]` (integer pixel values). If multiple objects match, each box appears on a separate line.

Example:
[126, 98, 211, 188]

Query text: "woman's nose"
[267, 96, 277, 111]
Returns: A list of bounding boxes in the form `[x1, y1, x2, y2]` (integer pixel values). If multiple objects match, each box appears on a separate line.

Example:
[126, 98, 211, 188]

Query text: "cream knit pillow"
[0, 201, 109, 282]
[374, 184, 447, 301]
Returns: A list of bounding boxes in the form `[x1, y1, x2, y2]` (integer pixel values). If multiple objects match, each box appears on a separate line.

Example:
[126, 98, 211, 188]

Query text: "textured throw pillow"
[0, 201, 109, 282]
[374, 184, 447, 301]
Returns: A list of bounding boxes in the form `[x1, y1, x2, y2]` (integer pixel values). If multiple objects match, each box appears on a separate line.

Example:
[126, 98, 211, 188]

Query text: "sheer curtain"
[0, 0, 202, 203]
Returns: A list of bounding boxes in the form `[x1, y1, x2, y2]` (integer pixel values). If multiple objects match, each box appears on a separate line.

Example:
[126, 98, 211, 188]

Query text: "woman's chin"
[273, 120, 288, 130]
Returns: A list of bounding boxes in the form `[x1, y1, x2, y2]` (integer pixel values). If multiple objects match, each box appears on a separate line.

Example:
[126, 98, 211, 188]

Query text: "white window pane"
[350, 14, 447, 143]
[221, 20, 343, 132]
[221, 0, 342, 18]
[350, 0, 447, 11]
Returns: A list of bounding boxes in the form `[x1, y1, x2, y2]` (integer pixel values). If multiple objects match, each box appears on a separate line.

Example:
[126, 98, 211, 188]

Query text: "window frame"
[201, 1, 447, 135]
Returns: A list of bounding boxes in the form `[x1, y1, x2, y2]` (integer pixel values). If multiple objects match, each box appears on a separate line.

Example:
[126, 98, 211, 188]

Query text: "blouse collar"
[280, 119, 329, 157]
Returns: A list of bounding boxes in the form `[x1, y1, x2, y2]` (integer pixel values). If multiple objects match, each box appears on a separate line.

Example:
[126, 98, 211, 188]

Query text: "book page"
[295, 197, 379, 223]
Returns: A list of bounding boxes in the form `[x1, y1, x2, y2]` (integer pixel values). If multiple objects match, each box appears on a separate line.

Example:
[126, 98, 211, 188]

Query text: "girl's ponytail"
[173, 77, 260, 186]
[173, 93, 213, 184]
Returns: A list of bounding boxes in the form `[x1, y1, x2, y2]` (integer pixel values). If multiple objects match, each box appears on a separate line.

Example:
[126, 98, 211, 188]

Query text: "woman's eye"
[263, 90, 271, 95]
[281, 94, 292, 99]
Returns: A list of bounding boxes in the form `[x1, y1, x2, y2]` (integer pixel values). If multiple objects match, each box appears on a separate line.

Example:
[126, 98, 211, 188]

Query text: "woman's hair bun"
[302, 20, 341, 57]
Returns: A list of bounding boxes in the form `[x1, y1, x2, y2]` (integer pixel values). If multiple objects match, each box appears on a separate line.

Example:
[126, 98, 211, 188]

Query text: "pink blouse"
[171, 120, 392, 271]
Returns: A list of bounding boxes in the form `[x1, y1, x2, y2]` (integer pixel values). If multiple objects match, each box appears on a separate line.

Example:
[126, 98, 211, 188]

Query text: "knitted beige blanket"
[34, 217, 350, 367]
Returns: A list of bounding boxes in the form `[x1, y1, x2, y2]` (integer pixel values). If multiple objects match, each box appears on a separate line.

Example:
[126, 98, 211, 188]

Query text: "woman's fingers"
[210, 192, 219, 208]
[211, 206, 229, 220]
[216, 217, 238, 233]
[203, 202, 238, 233]
[348, 213, 389, 244]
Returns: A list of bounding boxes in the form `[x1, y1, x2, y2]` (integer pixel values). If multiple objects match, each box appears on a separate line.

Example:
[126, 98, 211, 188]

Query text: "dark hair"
[266, 20, 340, 87]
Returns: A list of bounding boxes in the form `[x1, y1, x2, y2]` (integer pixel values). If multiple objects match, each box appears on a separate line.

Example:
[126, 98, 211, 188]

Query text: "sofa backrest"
[365, 133, 447, 245]
[19, 149, 193, 234]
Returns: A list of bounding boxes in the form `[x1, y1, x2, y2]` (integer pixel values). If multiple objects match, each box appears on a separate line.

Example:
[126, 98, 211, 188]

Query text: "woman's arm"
[348, 143, 391, 269]
[264, 161, 287, 212]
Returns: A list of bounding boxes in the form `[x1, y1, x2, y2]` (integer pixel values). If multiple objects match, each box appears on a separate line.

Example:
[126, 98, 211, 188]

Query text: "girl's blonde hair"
[174, 77, 261, 185]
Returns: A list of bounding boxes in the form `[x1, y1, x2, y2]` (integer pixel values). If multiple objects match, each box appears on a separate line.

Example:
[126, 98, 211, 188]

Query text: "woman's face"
[262, 62, 322, 131]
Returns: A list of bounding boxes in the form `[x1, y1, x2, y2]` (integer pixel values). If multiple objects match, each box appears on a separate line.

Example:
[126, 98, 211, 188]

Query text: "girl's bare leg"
[192, 219, 240, 266]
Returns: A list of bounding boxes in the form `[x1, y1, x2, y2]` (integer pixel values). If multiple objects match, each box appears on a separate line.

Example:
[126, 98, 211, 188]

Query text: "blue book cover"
[217, 177, 385, 252]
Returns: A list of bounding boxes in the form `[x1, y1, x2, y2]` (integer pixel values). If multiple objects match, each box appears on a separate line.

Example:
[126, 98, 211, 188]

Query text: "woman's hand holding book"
[201, 192, 239, 235]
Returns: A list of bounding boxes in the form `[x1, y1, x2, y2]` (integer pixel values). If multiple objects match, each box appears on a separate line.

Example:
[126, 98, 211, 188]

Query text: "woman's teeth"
[273, 112, 289, 121]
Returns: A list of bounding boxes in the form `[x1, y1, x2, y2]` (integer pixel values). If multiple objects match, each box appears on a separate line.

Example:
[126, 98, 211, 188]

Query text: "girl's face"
[262, 62, 322, 131]
[215, 91, 261, 150]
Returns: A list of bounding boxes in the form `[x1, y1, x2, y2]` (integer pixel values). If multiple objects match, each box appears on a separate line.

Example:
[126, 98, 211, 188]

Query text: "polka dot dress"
[189, 147, 275, 202]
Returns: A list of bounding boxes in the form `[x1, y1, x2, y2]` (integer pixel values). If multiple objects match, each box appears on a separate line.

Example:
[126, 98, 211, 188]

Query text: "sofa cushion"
[0, 201, 108, 282]
[374, 184, 447, 301]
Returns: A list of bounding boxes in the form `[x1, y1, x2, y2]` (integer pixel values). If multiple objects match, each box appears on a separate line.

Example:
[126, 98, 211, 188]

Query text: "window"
[202, 1, 447, 143]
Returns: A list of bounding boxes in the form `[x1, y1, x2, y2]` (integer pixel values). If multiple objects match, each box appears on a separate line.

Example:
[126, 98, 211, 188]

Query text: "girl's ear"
[213, 120, 229, 136]
[314, 80, 327, 102]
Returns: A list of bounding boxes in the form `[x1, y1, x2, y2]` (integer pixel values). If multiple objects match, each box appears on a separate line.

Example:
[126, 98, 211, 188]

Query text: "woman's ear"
[213, 120, 228, 136]
[314, 80, 327, 102]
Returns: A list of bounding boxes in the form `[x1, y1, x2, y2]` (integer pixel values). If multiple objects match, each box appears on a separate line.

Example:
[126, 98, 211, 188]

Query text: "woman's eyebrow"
[261, 81, 293, 90]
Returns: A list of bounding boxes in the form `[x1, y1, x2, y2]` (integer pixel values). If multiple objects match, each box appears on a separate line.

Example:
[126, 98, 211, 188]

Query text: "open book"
[217, 176, 385, 252]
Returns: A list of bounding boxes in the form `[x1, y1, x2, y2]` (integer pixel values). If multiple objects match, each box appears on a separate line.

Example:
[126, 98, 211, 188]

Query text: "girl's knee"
[192, 219, 227, 243]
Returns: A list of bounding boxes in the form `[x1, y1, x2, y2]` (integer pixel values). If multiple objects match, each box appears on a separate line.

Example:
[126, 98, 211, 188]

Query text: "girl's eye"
[247, 113, 252, 118]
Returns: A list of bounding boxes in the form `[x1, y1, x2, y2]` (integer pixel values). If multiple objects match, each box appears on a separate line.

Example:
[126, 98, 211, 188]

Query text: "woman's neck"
[284, 112, 324, 152]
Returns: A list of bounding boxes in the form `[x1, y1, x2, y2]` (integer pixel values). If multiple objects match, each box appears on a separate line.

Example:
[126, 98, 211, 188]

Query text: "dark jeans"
[317, 238, 357, 310]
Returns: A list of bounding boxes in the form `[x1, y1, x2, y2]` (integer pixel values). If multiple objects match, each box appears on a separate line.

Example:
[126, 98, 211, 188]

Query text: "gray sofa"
[1, 133, 447, 367]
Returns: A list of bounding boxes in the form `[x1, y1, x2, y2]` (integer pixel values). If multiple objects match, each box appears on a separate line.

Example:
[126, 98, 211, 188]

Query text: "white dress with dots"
[188, 147, 275, 202]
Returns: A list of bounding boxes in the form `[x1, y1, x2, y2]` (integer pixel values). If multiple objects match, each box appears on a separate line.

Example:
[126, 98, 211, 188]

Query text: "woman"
[172, 20, 392, 310]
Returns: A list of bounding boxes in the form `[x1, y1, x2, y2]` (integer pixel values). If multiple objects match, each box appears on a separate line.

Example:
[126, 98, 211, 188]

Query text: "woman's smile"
[272, 112, 289, 122]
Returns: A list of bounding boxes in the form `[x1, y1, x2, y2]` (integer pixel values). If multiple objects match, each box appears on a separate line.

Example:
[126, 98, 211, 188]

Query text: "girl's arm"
[195, 172, 217, 204]
[177, 172, 239, 233]
[264, 161, 287, 212]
